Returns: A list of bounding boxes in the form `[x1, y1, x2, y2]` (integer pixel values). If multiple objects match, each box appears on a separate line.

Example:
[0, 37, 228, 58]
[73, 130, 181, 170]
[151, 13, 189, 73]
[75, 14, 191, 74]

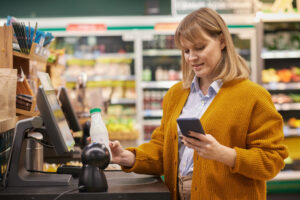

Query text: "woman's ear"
[219, 34, 226, 50]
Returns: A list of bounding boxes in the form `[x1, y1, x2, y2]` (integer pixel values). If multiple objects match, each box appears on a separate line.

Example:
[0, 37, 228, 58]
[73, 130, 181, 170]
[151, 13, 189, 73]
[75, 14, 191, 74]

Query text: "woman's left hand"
[181, 132, 236, 167]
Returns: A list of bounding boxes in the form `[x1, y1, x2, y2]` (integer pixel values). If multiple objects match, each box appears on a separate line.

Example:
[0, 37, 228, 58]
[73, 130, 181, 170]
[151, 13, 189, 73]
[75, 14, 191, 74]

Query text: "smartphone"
[177, 118, 205, 140]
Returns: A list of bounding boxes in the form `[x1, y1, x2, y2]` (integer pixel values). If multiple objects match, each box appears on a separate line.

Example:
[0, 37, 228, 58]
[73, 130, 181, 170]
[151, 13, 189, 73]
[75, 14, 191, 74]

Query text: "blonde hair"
[175, 8, 250, 89]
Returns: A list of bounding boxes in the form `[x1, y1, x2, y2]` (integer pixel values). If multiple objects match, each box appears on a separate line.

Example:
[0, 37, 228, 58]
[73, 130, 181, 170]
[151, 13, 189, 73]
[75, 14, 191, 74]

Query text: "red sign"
[67, 24, 107, 31]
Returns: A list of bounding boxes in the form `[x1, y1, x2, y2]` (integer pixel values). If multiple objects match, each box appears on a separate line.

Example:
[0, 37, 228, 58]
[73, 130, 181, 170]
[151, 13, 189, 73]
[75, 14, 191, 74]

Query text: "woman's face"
[181, 32, 225, 83]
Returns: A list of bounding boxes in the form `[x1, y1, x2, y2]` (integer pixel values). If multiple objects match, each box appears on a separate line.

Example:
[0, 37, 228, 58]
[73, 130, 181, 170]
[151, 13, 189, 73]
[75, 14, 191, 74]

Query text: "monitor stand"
[5, 117, 72, 187]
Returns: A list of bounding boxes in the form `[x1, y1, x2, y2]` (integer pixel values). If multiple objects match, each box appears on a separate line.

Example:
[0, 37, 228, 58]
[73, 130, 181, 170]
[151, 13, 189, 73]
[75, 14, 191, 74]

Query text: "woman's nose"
[188, 51, 198, 61]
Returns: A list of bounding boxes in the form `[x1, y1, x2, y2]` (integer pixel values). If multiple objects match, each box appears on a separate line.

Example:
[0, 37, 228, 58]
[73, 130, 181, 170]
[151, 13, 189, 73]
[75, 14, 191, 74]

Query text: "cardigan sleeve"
[122, 88, 173, 175]
[231, 89, 288, 180]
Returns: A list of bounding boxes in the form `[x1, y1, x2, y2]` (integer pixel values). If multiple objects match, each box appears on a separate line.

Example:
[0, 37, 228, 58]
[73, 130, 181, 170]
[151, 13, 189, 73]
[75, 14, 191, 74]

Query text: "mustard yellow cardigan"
[123, 79, 288, 200]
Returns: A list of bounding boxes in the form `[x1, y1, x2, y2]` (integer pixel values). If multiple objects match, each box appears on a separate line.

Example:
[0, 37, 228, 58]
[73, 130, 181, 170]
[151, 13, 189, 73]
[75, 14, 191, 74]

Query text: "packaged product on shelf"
[143, 90, 152, 110]
[124, 87, 136, 99]
[111, 86, 124, 99]
[154, 66, 163, 81]
[142, 66, 152, 81]
[168, 67, 179, 80]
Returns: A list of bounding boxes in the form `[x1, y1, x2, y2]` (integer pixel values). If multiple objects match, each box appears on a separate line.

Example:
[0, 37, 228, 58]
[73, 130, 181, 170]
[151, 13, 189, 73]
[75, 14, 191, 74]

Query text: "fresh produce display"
[262, 66, 300, 83]
[288, 118, 300, 128]
[262, 68, 279, 83]
[272, 93, 300, 104]
[105, 117, 139, 140]
[272, 93, 292, 104]
[290, 94, 300, 102]
[276, 69, 292, 83]
[291, 66, 300, 82]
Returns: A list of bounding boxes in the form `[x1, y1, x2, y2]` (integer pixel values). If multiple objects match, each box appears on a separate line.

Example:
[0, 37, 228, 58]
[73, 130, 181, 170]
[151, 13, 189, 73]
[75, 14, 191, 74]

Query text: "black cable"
[53, 186, 84, 200]
[25, 136, 54, 149]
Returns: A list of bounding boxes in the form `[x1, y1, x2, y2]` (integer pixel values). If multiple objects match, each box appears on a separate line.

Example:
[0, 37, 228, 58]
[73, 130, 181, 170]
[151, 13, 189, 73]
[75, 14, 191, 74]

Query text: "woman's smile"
[192, 63, 204, 68]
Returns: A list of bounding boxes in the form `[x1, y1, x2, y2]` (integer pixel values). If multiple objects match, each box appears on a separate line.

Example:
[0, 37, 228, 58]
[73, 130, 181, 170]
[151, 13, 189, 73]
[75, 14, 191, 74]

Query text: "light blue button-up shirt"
[178, 76, 222, 176]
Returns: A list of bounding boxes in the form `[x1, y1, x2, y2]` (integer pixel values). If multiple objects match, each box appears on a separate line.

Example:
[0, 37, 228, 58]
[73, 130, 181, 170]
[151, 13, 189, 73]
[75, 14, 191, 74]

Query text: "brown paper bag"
[0, 68, 17, 121]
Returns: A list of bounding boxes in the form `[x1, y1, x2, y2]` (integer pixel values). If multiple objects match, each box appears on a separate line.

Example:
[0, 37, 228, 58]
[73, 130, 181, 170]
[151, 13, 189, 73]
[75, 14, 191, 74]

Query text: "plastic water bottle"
[89, 108, 112, 160]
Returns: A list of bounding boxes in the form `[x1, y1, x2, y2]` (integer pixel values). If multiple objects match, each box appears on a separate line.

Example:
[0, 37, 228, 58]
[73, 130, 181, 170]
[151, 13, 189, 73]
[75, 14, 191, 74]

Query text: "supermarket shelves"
[93, 75, 135, 81]
[261, 50, 300, 59]
[143, 119, 161, 126]
[275, 103, 300, 111]
[110, 98, 136, 105]
[65, 53, 134, 60]
[143, 49, 181, 56]
[284, 128, 300, 137]
[258, 13, 300, 23]
[263, 82, 300, 90]
[271, 170, 300, 181]
[65, 75, 135, 82]
[143, 110, 163, 117]
[141, 81, 179, 89]
[97, 53, 134, 58]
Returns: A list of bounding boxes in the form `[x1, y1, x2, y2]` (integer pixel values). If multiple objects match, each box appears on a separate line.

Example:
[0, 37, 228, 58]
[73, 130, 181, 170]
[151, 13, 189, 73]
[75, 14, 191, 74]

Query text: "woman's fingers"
[188, 131, 207, 141]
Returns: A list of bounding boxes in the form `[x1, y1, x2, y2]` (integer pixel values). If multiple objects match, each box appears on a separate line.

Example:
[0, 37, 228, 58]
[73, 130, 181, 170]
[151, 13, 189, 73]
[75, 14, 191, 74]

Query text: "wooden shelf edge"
[13, 51, 47, 63]
[13, 43, 48, 63]
[16, 108, 39, 117]
[0, 117, 16, 133]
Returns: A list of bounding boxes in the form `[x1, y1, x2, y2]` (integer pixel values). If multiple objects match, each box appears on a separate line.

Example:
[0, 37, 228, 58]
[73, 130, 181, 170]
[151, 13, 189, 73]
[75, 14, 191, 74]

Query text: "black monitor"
[36, 86, 75, 155]
[36, 72, 75, 155]
[57, 86, 81, 132]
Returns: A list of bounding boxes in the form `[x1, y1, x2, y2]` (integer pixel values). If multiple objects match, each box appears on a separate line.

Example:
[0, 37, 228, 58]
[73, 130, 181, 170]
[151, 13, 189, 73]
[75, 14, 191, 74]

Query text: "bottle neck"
[91, 112, 101, 123]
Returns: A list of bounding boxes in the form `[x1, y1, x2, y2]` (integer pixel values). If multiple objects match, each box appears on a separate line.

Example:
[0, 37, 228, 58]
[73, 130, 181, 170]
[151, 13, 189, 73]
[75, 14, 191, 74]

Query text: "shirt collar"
[190, 76, 223, 96]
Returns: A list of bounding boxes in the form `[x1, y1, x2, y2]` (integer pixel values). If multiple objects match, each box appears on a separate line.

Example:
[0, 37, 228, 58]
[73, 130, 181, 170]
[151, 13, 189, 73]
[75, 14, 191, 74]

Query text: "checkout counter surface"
[0, 171, 170, 200]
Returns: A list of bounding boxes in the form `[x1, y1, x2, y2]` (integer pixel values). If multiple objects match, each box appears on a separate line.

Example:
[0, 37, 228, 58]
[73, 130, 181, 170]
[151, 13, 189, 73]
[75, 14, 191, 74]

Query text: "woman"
[109, 8, 288, 200]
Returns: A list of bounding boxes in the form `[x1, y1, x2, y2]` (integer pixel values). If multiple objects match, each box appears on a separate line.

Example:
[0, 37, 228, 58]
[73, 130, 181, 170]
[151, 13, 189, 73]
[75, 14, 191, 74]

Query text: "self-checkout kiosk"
[5, 85, 75, 187]
[1, 72, 170, 200]
[4, 72, 111, 191]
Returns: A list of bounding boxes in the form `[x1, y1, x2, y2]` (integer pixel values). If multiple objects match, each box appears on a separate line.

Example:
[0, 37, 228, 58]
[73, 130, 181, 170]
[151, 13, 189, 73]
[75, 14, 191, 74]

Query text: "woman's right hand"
[109, 141, 136, 168]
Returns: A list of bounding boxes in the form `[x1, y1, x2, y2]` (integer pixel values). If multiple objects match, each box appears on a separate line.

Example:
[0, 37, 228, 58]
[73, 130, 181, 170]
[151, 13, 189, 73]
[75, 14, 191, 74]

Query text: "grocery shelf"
[65, 75, 135, 82]
[258, 13, 300, 23]
[261, 50, 300, 59]
[271, 170, 300, 181]
[143, 49, 181, 56]
[97, 53, 134, 58]
[143, 110, 163, 117]
[143, 119, 161, 126]
[110, 98, 136, 105]
[275, 103, 300, 111]
[93, 75, 135, 81]
[141, 81, 179, 89]
[263, 82, 300, 90]
[65, 53, 134, 60]
[284, 128, 300, 137]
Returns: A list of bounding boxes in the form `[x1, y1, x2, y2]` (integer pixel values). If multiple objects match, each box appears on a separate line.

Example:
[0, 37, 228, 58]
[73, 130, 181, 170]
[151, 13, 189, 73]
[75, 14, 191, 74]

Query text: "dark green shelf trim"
[267, 180, 300, 194]
[39, 27, 66, 32]
[39, 24, 253, 32]
[227, 25, 254, 28]
[107, 26, 154, 30]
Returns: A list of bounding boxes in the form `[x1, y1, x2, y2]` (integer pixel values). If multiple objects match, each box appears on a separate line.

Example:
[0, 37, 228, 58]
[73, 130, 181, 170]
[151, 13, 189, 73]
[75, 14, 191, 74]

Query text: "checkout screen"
[45, 91, 75, 151]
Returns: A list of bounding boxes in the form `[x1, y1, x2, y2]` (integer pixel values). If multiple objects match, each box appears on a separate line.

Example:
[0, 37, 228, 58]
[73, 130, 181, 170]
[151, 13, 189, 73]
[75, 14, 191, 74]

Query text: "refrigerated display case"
[139, 31, 181, 141]
[51, 31, 140, 144]
[256, 14, 300, 197]
[258, 15, 300, 158]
